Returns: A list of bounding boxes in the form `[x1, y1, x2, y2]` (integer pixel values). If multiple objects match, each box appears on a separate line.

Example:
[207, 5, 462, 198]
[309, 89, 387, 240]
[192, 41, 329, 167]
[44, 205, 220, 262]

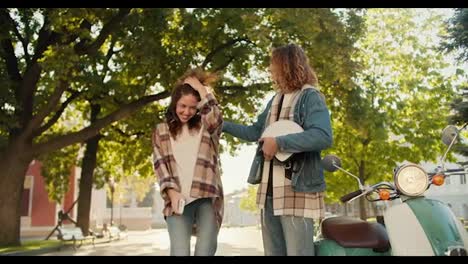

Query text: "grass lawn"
[0, 240, 62, 254]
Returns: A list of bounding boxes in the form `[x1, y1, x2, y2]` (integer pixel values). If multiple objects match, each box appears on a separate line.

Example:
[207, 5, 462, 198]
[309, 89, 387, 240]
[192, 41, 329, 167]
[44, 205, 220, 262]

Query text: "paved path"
[39, 226, 264, 256]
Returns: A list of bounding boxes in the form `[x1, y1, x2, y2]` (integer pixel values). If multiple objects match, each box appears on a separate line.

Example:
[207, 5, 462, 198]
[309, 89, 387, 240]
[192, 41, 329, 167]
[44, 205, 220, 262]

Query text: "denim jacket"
[222, 88, 332, 193]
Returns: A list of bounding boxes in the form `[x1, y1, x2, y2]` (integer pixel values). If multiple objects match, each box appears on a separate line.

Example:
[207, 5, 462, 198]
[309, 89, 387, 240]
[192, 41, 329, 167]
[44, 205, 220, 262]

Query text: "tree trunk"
[76, 104, 101, 236]
[0, 139, 33, 247]
[0, 92, 169, 246]
[76, 135, 100, 236]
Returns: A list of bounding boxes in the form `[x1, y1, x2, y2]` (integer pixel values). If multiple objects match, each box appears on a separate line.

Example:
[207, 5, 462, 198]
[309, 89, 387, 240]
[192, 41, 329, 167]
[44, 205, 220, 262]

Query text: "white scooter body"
[384, 198, 468, 256]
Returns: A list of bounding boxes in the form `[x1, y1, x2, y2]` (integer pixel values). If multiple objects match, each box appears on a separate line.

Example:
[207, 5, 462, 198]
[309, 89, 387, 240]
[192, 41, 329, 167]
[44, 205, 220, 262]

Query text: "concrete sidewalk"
[38, 226, 264, 256]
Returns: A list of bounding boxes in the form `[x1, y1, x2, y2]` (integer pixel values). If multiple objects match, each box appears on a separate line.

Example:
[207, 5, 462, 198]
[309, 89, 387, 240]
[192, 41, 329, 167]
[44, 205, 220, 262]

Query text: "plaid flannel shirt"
[152, 93, 224, 227]
[257, 87, 325, 219]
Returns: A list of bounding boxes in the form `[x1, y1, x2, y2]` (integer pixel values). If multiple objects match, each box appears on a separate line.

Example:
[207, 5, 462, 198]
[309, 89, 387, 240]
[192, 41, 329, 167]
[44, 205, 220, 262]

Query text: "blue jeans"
[261, 196, 316, 256]
[166, 198, 219, 256]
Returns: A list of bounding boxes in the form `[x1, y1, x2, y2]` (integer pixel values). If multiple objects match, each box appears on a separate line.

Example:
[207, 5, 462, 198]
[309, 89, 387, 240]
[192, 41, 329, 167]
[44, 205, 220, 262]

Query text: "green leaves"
[325, 9, 464, 206]
[0, 8, 361, 204]
[39, 144, 80, 202]
[239, 185, 259, 213]
[441, 8, 468, 63]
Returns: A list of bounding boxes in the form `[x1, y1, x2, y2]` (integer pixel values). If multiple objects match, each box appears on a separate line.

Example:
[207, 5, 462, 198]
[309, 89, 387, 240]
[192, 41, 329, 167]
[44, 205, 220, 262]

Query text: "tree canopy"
[442, 8, 468, 63]
[324, 9, 465, 219]
[0, 8, 365, 246]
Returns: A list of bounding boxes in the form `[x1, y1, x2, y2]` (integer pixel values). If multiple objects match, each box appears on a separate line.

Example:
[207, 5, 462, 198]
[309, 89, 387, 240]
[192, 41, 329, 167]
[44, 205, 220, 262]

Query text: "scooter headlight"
[394, 164, 429, 196]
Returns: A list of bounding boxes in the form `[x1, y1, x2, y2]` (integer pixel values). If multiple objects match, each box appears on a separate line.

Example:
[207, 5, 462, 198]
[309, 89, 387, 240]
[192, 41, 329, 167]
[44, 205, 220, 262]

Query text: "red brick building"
[20, 160, 78, 237]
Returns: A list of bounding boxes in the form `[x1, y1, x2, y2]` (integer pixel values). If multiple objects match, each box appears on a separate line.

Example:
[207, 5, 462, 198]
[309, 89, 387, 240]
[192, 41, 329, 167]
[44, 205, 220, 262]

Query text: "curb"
[0, 244, 66, 256]
[1, 237, 128, 256]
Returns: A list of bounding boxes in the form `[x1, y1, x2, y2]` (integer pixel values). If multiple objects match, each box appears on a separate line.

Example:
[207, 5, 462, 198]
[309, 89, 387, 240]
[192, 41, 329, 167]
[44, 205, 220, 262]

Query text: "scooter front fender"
[407, 198, 468, 255]
[384, 197, 467, 256]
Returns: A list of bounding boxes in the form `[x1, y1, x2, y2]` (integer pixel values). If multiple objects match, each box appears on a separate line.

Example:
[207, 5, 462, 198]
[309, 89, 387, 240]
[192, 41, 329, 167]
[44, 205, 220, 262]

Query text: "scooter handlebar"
[340, 189, 364, 203]
[444, 168, 465, 173]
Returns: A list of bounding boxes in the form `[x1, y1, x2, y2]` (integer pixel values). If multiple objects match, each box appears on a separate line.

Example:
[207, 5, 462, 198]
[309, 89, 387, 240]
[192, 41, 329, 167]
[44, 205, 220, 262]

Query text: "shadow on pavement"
[38, 227, 265, 256]
[40, 242, 263, 256]
[215, 242, 263, 256]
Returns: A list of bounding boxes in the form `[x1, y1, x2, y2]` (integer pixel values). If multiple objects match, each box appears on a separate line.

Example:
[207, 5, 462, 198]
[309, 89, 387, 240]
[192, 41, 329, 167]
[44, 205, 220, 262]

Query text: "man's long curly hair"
[165, 68, 218, 139]
[270, 43, 318, 93]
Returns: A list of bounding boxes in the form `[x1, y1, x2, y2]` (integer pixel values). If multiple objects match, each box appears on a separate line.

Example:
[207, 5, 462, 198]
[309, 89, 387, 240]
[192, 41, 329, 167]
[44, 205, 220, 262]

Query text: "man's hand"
[259, 137, 278, 161]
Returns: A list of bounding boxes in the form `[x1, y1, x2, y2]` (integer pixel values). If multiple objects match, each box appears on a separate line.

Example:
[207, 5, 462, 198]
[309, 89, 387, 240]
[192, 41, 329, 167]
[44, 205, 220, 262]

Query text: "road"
[39, 226, 264, 256]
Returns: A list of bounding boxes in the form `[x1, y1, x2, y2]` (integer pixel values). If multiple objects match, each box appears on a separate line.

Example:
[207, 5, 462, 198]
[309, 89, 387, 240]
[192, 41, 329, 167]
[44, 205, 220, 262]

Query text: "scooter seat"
[321, 216, 390, 251]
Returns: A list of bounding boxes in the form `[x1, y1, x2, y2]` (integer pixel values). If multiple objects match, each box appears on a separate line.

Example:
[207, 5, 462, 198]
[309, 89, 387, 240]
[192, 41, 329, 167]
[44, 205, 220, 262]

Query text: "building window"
[21, 190, 30, 216]
[461, 174, 466, 185]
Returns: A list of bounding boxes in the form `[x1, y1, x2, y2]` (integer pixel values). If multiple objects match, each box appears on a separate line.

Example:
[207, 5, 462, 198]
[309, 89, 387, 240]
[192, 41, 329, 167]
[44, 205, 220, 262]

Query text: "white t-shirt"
[169, 124, 203, 205]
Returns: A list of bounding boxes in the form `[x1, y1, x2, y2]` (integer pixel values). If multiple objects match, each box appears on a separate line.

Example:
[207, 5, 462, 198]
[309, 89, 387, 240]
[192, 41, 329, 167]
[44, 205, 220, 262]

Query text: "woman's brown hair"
[165, 68, 218, 139]
[270, 43, 318, 93]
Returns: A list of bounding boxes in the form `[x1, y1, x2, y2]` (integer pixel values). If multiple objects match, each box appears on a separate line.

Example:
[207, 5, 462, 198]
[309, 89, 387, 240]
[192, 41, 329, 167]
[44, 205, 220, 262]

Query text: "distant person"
[151, 69, 224, 256]
[222, 43, 333, 255]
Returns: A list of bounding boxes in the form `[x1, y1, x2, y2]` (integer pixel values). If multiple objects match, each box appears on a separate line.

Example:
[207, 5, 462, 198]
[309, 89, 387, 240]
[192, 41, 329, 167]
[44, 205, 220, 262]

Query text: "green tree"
[0, 8, 181, 246]
[326, 9, 465, 220]
[48, 7, 365, 235]
[0, 8, 364, 246]
[442, 8, 468, 156]
[239, 185, 258, 213]
[219, 8, 366, 214]
[442, 8, 468, 63]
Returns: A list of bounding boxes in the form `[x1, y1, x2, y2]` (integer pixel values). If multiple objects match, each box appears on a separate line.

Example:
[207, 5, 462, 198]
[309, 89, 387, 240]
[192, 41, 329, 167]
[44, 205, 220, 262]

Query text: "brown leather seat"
[321, 216, 390, 251]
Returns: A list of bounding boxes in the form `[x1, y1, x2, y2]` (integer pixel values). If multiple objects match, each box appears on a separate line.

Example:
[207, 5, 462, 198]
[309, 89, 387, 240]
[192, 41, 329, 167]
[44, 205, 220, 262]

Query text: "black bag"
[247, 143, 265, 184]
[274, 152, 304, 180]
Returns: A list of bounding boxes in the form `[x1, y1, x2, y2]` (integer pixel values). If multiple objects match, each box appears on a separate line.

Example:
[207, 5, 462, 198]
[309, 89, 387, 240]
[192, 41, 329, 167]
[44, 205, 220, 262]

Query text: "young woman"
[152, 69, 224, 256]
[222, 43, 333, 256]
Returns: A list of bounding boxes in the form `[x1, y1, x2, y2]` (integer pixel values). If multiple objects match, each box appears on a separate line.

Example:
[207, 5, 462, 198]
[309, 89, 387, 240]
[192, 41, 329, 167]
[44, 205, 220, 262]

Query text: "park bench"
[108, 225, 128, 241]
[97, 224, 128, 242]
[57, 226, 95, 250]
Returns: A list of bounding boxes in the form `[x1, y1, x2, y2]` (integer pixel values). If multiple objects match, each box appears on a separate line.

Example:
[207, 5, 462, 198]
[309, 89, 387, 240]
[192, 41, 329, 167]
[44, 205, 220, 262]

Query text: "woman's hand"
[166, 189, 185, 215]
[184, 76, 209, 98]
[259, 137, 278, 161]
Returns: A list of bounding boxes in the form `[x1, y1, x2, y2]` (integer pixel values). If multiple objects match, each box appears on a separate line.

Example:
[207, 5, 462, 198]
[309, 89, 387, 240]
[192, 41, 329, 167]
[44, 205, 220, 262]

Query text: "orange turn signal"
[432, 174, 445, 186]
[379, 189, 391, 200]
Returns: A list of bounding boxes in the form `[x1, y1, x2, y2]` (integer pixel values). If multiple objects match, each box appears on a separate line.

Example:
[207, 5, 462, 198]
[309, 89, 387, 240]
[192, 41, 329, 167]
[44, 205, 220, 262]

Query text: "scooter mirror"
[442, 125, 459, 146]
[322, 155, 342, 172]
